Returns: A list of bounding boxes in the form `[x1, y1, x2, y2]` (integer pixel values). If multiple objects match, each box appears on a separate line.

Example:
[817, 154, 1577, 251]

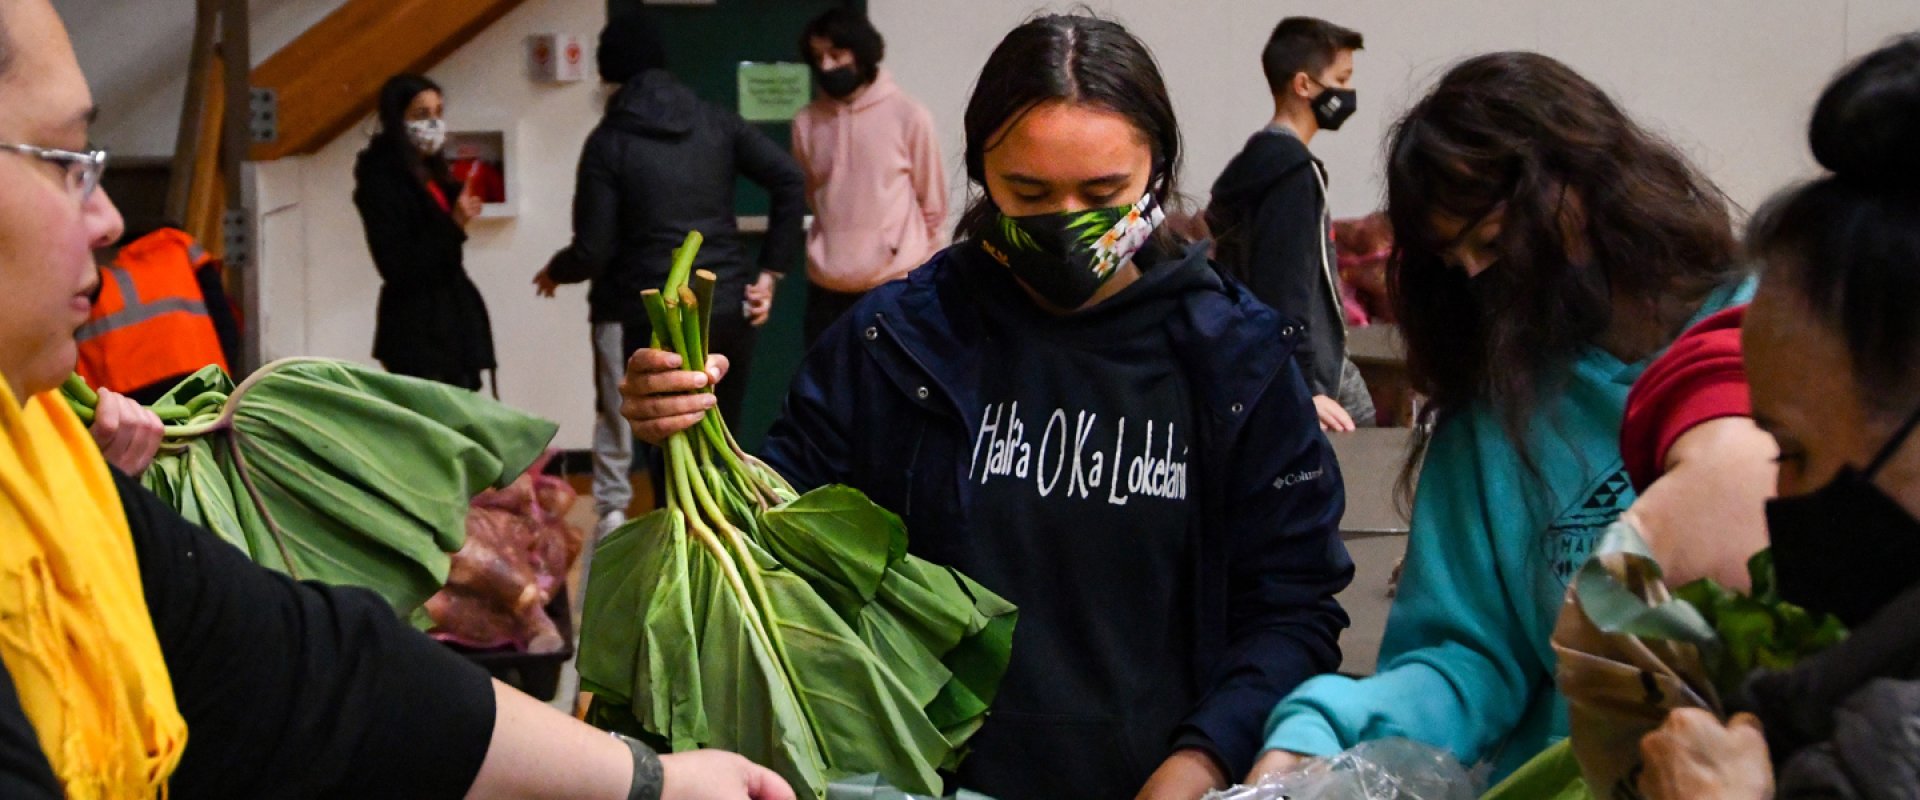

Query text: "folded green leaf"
[129, 359, 558, 616]
[579, 510, 708, 749]
[759, 490, 1015, 738]
[1482, 740, 1589, 800]
[579, 231, 1014, 798]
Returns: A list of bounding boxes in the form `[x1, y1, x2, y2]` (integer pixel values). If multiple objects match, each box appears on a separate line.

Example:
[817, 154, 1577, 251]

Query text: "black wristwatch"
[612, 732, 665, 800]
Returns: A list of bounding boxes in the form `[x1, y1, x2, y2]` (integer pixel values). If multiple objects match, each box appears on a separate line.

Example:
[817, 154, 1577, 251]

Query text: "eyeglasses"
[1, 143, 109, 204]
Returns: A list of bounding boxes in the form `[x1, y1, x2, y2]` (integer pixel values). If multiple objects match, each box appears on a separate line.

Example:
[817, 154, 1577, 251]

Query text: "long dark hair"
[956, 13, 1185, 245]
[1750, 34, 1920, 422]
[371, 74, 453, 188]
[1386, 52, 1739, 490]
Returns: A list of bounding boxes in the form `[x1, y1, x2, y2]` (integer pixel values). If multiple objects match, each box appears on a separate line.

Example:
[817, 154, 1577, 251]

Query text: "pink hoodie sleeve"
[791, 110, 819, 205]
[906, 104, 948, 247]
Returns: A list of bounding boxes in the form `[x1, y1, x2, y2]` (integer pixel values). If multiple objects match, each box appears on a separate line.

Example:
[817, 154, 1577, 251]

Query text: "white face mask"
[405, 118, 447, 154]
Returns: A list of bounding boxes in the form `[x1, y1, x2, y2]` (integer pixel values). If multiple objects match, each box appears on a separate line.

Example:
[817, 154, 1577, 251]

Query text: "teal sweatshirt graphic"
[1262, 278, 1755, 781]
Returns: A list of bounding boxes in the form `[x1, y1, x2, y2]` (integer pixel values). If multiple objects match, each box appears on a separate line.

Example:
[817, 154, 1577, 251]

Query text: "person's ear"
[1292, 72, 1315, 101]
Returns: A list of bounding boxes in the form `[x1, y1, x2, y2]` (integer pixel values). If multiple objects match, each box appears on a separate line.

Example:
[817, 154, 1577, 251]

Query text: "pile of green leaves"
[578, 233, 1016, 799]
[61, 360, 557, 618]
[1672, 550, 1848, 701]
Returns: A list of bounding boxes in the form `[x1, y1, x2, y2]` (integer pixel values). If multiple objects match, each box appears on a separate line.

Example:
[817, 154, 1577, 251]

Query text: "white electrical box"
[527, 34, 587, 83]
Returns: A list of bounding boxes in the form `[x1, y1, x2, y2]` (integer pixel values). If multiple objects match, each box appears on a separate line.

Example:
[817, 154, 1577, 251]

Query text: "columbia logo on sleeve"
[1273, 468, 1325, 490]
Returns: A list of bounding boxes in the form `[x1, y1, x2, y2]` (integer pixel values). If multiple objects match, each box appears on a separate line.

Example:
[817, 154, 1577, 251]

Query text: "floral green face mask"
[977, 192, 1166, 309]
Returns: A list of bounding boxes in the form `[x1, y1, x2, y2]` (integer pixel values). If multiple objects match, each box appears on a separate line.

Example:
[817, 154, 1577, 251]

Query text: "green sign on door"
[738, 62, 812, 122]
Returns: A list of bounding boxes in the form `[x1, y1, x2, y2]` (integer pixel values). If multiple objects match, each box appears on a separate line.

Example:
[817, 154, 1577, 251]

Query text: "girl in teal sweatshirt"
[1257, 52, 1753, 782]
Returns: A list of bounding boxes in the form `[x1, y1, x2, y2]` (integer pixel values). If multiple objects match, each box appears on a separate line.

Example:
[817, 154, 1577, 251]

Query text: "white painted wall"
[871, 0, 1920, 221]
[66, 0, 608, 449]
[270, 0, 608, 447]
[61, 0, 350, 158]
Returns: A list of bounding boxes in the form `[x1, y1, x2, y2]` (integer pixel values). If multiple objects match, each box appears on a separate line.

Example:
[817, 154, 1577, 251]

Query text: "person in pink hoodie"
[791, 9, 948, 345]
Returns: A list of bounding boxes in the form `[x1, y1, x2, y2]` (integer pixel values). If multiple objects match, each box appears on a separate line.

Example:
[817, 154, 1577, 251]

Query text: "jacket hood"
[949, 236, 1224, 341]
[604, 71, 698, 138]
[849, 70, 900, 112]
[811, 69, 900, 114]
[1209, 129, 1316, 209]
[871, 242, 1298, 432]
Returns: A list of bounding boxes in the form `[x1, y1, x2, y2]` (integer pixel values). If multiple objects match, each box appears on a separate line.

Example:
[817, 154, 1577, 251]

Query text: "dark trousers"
[624, 295, 759, 506]
[803, 283, 867, 349]
[382, 362, 484, 392]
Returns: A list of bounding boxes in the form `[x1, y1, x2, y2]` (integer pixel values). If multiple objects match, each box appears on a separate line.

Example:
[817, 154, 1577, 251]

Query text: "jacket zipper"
[1308, 161, 1350, 350]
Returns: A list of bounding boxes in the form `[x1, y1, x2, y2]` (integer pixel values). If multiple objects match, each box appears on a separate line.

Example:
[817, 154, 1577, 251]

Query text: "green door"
[607, 0, 862, 452]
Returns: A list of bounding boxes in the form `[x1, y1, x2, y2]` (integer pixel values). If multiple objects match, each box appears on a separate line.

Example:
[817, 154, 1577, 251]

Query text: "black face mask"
[1309, 81, 1358, 131]
[817, 66, 864, 99]
[976, 193, 1165, 310]
[1766, 405, 1920, 628]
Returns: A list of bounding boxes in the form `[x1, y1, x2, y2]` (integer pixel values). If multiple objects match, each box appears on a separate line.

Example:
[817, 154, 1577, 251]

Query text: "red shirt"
[1621, 305, 1751, 491]
[425, 180, 452, 214]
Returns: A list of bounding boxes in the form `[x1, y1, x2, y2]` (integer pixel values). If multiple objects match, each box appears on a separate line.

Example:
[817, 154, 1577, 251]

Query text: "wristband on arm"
[612, 732, 665, 800]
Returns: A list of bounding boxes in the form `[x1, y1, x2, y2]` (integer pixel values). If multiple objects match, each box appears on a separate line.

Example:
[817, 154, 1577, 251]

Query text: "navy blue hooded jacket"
[760, 241, 1353, 781]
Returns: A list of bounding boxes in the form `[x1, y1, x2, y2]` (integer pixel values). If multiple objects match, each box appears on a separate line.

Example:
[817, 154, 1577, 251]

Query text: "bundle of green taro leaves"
[60, 359, 557, 620]
[578, 233, 1017, 798]
[1484, 525, 1848, 800]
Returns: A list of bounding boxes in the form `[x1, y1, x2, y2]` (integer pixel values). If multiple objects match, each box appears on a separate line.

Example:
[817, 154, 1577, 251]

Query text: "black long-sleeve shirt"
[0, 470, 496, 798]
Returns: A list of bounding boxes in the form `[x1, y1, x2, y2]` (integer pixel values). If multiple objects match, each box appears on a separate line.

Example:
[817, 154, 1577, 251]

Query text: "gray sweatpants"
[590, 322, 633, 518]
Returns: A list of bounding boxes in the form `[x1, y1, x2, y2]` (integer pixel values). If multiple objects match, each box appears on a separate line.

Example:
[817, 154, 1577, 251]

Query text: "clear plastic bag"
[1205, 739, 1477, 800]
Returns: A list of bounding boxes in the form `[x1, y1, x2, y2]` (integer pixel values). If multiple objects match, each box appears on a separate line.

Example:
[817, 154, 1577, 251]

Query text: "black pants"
[624, 294, 759, 506]
[382, 363, 484, 392]
[803, 283, 867, 349]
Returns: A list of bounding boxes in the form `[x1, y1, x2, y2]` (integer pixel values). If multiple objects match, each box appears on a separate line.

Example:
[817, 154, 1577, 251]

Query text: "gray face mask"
[405, 118, 447, 154]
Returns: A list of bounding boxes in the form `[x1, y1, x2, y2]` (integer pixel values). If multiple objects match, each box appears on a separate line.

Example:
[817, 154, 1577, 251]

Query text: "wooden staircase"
[249, 0, 530, 161]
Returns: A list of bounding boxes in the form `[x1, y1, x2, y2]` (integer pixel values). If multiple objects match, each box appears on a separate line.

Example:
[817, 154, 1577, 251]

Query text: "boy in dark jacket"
[1208, 18, 1372, 432]
[536, 14, 806, 535]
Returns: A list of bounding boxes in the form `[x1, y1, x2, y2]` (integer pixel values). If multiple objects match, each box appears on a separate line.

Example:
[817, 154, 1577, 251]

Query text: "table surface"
[1347, 324, 1405, 366]
[1335, 534, 1406, 675]
[1330, 427, 1415, 537]
[1328, 427, 1415, 675]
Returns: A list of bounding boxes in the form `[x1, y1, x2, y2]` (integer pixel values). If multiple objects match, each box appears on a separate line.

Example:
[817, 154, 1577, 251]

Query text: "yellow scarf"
[0, 380, 187, 797]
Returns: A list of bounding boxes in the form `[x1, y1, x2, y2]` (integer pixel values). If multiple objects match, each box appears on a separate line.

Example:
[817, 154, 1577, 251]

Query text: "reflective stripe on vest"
[73, 265, 212, 343]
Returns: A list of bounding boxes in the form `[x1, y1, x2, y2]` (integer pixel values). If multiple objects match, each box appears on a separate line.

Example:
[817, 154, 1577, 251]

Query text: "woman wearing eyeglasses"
[352, 74, 497, 392]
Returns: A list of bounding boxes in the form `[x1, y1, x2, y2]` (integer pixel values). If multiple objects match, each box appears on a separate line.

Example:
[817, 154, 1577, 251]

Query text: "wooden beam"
[185, 49, 226, 259]
[221, 0, 250, 208]
[249, 0, 528, 160]
[165, 0, 219, 223]
[220, 0, 255, 372]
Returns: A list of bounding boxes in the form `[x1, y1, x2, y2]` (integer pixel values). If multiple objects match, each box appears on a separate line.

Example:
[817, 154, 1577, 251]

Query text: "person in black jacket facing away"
[353, 75, 496, 392]
[536, 13, 805, 535]
[1208, 18, 1372, 432]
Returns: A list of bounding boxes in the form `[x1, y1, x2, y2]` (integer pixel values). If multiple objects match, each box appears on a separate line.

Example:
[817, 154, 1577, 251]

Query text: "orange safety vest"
[74, 228, 230, 394]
